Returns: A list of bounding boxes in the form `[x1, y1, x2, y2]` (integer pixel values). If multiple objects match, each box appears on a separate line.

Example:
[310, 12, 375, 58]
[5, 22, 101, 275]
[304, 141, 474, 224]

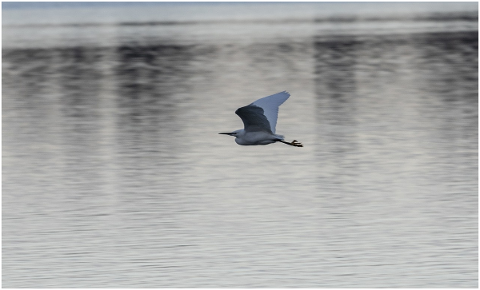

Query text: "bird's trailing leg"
[278, 139, 303, 147]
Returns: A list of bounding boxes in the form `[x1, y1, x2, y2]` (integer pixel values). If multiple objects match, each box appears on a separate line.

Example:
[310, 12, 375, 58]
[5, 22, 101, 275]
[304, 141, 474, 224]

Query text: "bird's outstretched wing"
[235, 105, 272, 133]
[250, 91, 290, 133]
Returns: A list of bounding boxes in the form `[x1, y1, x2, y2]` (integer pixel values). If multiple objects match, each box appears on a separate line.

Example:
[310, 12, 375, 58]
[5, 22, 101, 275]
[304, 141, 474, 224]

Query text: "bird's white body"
[220, 91, 302, 147]
[233, 130, 284, 146]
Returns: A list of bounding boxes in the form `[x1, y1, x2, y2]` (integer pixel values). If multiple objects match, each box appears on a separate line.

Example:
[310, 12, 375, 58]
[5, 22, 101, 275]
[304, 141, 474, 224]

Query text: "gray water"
[2, 2, 478, 288]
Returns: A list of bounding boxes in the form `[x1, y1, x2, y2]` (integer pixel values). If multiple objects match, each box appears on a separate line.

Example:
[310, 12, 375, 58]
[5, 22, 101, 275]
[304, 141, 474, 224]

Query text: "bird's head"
[219, 129, 243, 137]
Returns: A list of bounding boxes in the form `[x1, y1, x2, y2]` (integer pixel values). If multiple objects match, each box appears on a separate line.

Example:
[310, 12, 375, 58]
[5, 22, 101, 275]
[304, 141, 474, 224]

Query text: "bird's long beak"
[219, 132, 234, 136]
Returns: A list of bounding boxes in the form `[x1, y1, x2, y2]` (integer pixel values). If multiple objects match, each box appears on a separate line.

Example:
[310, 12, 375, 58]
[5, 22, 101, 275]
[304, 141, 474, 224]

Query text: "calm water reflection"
[3, 3, 478, 287]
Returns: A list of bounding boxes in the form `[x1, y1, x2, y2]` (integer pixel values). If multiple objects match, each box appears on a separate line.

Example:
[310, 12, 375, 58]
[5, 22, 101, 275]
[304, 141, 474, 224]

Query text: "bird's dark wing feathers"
[235, 105, 273, 133]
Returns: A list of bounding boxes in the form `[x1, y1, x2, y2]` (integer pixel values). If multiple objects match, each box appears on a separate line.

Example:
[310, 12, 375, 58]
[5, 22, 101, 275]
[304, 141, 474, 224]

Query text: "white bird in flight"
[219, 91, 303, 147]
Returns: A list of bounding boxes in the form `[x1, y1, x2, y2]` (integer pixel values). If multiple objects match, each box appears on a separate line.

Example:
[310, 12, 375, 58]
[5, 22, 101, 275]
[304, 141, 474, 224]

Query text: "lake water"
[2, 2, 478, 287]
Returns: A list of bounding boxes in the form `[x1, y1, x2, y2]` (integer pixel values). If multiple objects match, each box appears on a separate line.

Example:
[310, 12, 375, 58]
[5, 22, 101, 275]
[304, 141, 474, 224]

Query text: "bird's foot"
[290, 140, 303, 147]
[279, 139, 303, 147]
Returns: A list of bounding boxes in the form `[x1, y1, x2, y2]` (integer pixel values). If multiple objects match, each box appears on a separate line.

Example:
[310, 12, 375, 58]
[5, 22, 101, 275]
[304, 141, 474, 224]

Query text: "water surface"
[3, 2, 478, 287]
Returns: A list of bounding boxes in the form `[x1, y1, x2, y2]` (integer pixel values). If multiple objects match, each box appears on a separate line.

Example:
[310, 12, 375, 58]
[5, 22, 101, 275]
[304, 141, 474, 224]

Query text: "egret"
[219, 91, 303, 147]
